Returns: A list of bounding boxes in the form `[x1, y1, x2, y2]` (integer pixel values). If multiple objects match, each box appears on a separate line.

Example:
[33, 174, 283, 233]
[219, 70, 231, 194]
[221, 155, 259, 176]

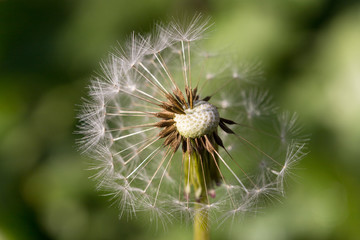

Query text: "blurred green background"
[1, 0, 360, 239]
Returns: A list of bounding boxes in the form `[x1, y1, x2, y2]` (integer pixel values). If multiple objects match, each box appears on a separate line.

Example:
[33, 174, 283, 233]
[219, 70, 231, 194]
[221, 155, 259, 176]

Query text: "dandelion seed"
[77, 14, 308, 238]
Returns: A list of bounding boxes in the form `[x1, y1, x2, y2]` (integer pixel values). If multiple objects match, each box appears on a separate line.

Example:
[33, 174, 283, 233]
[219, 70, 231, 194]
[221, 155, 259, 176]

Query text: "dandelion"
[77, 14, 308, 240]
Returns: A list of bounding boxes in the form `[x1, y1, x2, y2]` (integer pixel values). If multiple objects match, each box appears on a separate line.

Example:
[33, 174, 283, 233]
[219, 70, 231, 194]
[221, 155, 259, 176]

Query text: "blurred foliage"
[1, 0, 360, 239]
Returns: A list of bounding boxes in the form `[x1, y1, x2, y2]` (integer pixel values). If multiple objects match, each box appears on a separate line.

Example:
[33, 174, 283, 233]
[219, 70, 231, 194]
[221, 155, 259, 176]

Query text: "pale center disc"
[174, 101, 220, 138]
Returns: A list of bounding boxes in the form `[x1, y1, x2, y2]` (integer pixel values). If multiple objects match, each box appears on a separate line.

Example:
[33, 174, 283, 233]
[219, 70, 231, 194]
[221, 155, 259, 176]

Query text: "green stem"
[194, 198, 209, 240]
[183, 139, 214, 240]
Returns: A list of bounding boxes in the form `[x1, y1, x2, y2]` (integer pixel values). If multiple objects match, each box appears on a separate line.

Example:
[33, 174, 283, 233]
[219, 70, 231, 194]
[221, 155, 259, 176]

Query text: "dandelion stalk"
[184, 148, 211, 240]
[194, 199, 209, 240]
[77, 13, 309, 237]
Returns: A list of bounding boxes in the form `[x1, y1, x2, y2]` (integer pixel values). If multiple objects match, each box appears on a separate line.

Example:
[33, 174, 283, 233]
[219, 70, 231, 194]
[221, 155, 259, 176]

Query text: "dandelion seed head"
[77, 14, 309, 226]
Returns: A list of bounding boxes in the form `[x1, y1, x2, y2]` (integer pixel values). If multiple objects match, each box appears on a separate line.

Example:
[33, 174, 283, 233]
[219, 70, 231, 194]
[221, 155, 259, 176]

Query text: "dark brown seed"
[220, 118, 237, 125]
[163, 131, 176, 146]
[159, 125, 176, 138]
[204, 135, 215, 153]
[182, 138, 187, 152]
[185, 86, 193, 109]
[155, 119, 175, 128]
[154, 111, 175, 119]
[192, 87, 198, 97]
[219, 121, 235, 134]
[173, 88, 187, 106]
[202, 96, 211, 101]
[171, 133, 181, 152]
[192, 87, 198, 103]
[186, 138, 192, 154]
[165, 93, 184, 111]
[194, 138, 201, 150]
[213, 132, 225, 148]
[160, 102, 185, 114]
